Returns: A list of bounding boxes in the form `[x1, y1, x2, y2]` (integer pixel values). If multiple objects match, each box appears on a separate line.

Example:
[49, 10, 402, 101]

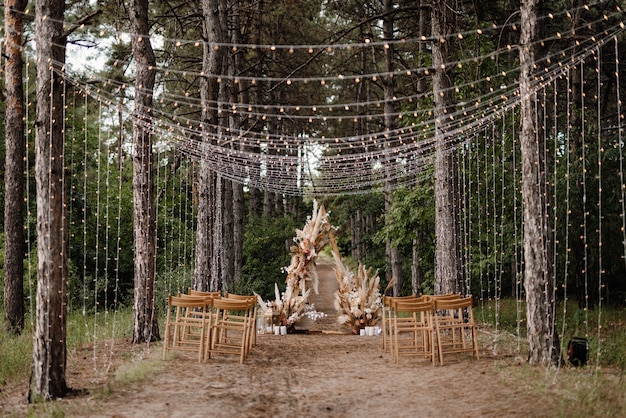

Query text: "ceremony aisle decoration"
[256, 202, 330, 332]
[331, 245, 383, 334]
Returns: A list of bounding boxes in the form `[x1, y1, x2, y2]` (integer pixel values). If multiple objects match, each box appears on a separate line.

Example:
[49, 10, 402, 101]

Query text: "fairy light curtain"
[11, 2, 624, 372]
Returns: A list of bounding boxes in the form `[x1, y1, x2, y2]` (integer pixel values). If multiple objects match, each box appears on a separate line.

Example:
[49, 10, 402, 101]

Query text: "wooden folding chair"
[382, 295, 419, 353]
[392, 298, 435, 364]
[433, 296, 479, 365]
[225, 292, 258, 348]
[162, 295, 211, 362]
[208, 298, 254, 364]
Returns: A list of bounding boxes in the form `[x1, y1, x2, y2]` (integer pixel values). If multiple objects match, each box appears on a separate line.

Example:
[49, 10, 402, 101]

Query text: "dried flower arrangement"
[331, 246, 383, 334]
[255, 201, 330, 330]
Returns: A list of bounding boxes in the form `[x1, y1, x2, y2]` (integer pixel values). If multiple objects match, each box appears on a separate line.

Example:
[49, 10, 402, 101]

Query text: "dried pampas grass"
[255, 201, 330, 328]
[331, 245, 382, 334]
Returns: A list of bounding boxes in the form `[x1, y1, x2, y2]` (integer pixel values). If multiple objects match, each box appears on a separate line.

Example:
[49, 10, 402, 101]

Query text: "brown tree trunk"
[232, 180, 245, 283]
[3, 0, 28, 335]
[211, 176, 223, 291]
[412, 228, 424, 295]
[194, 164, 215, 291]
[196, 0, 226, 291]
[520, 0, 552, 365]
[382, 0, 403, 296]
[432, 0, 462, 295]
[129, 0, 159, 343]
[230, 1, 245, 286]
[30, 0, 68, 400]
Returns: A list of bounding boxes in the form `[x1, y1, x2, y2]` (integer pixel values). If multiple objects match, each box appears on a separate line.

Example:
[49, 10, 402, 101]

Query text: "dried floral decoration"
[332, 246, 383, 334]
[255, 201, 330, 329]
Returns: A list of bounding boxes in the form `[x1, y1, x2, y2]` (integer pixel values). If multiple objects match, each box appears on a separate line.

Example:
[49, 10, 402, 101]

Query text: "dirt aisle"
[305, 257, 342, 333]
[10, 334, 569, 418]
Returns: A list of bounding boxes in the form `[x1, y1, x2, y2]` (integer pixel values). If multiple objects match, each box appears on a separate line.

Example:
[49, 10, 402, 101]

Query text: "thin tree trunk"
[197, 0, 226, 291]
[382, 0, 403, 296]
[30, 0, 68, 400]
[230, 0, 245, 285]
[432, 0, 462, 295]
[520, 0, 552, 365]
[3, 0, 28, 335]
[412, 228, 424, 295]
[232, 180, 245, 283]
[129, 0, 159, 343]
[194, 164, 215, 291]
[211, 176, 223, 291]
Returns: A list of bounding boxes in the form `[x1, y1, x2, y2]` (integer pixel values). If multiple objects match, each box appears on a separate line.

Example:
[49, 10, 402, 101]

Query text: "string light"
[12, 1, 625, 376]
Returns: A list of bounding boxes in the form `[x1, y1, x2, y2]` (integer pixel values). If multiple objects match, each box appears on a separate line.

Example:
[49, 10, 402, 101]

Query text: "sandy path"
[4, 258, 623, 417]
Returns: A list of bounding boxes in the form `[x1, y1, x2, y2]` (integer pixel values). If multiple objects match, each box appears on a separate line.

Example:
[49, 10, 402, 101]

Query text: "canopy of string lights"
[43, 4, 624, 196]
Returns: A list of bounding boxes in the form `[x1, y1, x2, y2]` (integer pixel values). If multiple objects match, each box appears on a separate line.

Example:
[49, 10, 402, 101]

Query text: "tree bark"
[520, 0, 552, 365]
[194, 164, 215, 291]
[129, 0, 160, 343]
[412, 229, 424, 295]
[30, 0, 68, 400]
[3, 0, 28, 335]
[382, 0, 403, 296]
[432, 0, 462, 295]
[230, 0, 245, 286]
[196, 0, 226, 291]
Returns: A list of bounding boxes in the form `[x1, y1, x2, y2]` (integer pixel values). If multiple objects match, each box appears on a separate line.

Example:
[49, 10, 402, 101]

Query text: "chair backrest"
[433, 295, 473, 311]
[169, 294, 211, 310]
[393, 298, 433, 314]
[424, 293, 461, 302]
[212, 297, 252, 313]
[224, 292, 256, 303]
[188, 289, 221, 298]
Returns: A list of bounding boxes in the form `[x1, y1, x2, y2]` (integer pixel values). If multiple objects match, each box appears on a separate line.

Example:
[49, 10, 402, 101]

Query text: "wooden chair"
[208, 298, 254, 364]
[392, 298, 435, 364]
[382, 295, 419, 353]
[433, 296, 479, 365]
[162, 295, 211, 362]
[225, 292, 258, 348]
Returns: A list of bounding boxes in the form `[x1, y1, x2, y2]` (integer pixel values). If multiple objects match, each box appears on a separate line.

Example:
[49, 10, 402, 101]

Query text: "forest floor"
[2, 260, 625, 417]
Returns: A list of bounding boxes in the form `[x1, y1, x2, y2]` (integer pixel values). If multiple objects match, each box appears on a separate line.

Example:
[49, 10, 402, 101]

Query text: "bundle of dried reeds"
[285, 200, 332, 295]
[255, 201, 330, 328]
[332, 246, 382, 334]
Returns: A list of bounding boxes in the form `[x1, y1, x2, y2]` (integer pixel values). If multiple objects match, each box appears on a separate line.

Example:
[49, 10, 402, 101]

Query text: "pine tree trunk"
[3, 0, 28, 335]
[197, 0, 226, 291]
[194, 163, 214, 291]
[30, 0, 68, 400]
[412, 229, 424, 295]
[520, 0, 552, 365]
[232, 181, 245, 283]
[229, 2, 245, 285]
[129, 0, 159, 343]
[382, 0, 403, 296]
[432, 0, 462, 295]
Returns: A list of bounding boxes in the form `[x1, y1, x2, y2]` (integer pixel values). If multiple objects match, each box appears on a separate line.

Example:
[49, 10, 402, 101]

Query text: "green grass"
[0, 308, 139, 388]
[0, 324, 32, 387]
[475, 298, 626, 369]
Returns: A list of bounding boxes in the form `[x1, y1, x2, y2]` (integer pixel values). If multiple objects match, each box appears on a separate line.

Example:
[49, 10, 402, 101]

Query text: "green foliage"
[233, 215, 302, 300]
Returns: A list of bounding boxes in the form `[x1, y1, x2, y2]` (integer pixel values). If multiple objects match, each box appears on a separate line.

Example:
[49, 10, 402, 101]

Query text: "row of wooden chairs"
[162, 289, 258, 364]
[382, 294, 479, 365]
